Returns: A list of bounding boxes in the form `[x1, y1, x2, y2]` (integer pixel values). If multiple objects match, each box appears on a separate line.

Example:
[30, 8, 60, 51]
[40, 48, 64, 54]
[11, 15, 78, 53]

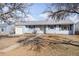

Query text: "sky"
[1, 3, 49, 21]
[27, 3, 49, 21]
[2, 3, 79, 22]
[27, 3, 79, 22]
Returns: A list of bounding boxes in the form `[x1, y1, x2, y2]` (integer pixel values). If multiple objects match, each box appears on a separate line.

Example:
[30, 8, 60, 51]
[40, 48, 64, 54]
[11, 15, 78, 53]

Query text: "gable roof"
[15, 19, 74, 26]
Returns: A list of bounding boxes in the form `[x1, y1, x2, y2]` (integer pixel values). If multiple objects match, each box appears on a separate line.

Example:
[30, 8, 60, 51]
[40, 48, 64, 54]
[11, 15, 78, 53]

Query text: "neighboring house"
[0, 20, 14, 35]
[15, 19, 76, 35]
[0, 23, 9, 35]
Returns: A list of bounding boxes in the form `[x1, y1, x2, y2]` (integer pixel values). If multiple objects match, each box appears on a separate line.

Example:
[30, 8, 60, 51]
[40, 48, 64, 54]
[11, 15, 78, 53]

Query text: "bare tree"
[46, 3, 79, 20]
[0, 3, 31, 21]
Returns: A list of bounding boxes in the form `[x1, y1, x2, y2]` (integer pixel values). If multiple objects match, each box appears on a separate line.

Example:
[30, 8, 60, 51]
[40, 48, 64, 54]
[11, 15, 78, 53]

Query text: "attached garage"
[15, 26, 23, 35]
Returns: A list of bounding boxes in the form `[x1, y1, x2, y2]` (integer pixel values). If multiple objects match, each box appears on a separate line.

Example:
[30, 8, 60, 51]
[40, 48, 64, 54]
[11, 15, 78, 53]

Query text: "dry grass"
[0, 34, 35, 49]
[0, 34, 79, 56]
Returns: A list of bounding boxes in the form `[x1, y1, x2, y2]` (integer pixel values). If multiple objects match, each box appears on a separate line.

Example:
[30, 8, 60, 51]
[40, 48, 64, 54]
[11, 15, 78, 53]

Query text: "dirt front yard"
[0, 34, 79, 56]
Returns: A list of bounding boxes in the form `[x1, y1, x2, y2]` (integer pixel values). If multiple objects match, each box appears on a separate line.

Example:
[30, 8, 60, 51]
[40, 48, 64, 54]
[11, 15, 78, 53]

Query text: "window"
[26, 25, 35, 29]
[61, 25, 69, 30]
[29, 26, 35, 29]
[48, 25, 55, 29]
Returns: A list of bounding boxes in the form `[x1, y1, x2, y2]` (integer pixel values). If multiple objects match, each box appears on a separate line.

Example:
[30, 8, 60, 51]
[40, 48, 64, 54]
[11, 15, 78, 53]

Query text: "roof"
[15, 19, 74, 26]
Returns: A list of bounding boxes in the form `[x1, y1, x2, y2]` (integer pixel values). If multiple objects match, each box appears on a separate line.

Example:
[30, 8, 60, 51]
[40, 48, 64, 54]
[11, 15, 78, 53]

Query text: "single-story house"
[0, 19, 78, 35]
[0, 20, 15, 35]
[15, 19, 76, 35]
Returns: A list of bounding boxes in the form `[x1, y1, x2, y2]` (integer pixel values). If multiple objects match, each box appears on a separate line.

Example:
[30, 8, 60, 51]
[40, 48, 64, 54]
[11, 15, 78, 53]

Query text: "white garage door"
[15, 27, 23, 35]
